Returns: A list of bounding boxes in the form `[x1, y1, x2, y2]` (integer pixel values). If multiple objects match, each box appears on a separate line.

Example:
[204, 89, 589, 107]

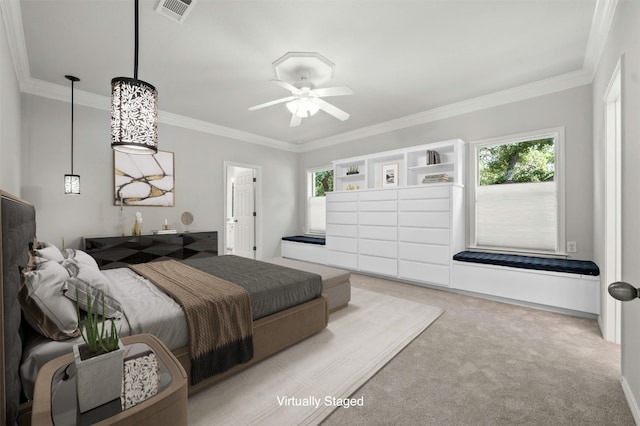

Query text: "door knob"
[608, 281, 639, 301]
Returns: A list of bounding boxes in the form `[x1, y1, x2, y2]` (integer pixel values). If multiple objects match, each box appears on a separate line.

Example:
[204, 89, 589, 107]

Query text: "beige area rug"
[188, 287, 444, 426]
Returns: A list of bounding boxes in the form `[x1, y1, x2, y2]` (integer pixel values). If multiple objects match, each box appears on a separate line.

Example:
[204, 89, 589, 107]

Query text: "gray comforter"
[182, 255, 323, 319]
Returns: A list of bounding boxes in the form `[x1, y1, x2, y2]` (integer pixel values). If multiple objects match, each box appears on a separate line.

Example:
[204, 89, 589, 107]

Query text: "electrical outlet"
[567, 241, 577, 253]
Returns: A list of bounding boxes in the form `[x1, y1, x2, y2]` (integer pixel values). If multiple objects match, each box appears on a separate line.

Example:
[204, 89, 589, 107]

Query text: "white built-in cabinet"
[326, 139, 465, 287]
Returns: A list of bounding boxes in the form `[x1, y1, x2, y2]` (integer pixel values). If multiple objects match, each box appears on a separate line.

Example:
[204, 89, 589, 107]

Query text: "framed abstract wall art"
[114, 150, 175, 206]
[382, 163, 399, 188]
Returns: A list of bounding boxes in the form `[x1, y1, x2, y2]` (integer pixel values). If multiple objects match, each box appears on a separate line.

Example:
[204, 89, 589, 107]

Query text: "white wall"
[20, 94, 299, 258]
[0, 12, 21, 194]
[299, 85, 594, 260]
[592, 1, 640, 421]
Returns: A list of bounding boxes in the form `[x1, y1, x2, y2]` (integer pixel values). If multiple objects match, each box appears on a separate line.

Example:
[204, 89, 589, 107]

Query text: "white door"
[233, 169, 256, 259]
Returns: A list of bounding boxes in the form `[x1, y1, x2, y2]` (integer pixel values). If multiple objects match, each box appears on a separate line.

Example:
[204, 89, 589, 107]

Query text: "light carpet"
[188, 286, 444, 426]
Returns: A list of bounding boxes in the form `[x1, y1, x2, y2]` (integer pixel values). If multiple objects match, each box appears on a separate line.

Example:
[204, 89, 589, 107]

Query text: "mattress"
[20, 255, 323, 400]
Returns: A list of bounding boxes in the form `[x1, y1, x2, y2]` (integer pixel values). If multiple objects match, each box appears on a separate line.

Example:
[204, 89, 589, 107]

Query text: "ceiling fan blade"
[289, 113, 302, 127]
[310, 97, 350, 121]
[248, 96, 297, 111]
[269, 79, 301, 94]
[311, 86, 354, 97]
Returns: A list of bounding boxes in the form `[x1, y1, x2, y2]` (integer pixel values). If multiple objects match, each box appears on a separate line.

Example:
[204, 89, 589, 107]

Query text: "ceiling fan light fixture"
[286, 98, 320, 118]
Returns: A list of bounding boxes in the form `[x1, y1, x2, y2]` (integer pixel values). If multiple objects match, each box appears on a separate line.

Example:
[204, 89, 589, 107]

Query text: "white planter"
[73, 339, 125, 413]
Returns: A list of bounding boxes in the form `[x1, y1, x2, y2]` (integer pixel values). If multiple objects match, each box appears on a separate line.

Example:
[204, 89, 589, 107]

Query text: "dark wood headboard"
[0, 191, 36, 426]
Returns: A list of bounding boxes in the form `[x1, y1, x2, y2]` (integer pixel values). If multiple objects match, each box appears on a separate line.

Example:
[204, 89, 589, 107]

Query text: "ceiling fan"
[248, 52, 354, 127]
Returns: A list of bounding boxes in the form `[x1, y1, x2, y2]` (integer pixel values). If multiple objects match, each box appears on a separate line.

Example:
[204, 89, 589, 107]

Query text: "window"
[307, 166, 334, 234]
[469, 128, 565, 254]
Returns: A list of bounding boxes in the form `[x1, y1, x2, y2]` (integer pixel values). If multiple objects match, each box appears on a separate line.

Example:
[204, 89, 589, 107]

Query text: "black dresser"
[83, 231, 218, 269]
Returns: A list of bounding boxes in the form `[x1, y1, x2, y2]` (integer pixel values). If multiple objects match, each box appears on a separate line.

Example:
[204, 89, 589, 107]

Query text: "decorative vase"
[73, 339, 125, 413]
[132, 221, 141, 236]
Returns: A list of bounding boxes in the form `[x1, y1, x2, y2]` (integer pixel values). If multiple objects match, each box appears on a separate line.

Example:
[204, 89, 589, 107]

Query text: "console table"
[83, 231, 217, 269]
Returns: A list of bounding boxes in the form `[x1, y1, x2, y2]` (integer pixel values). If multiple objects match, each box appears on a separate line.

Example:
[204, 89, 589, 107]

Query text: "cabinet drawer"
[359, 225, 397, 241]
[399, 186, 450, 200]
[359, 211, 397, 227]
[399, 198, 449, 212]
[326, 201, 357, 212]
[326, 236, 358, 253]
[398, 211, 449, 228]
[399, 227, 449, 245]
[399, 260, 450, 286]
[327, 192, 358, 202]
[359, 254, 398, 276]
[327, 211, 358, 225]
[398, 242, 449, 265]
[359, 239, 397, 258]
[326, 224, 357, 238]
[359, 189, 397, 201]
[327, 251, 357, 270]
[359, 200, 397, 212]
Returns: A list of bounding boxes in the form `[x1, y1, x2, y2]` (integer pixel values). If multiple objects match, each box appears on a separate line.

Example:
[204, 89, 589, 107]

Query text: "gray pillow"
[19, 258, 80, 340]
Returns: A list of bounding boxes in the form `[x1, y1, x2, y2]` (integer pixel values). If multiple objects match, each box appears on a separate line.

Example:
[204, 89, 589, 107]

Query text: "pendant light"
[111, 0, 158, 154]
[64, 75, 80, 195]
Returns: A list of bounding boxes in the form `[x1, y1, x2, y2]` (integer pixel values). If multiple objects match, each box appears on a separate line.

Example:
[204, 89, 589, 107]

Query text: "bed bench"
[264, 257, 350, 313]
[452, 251, 600, 316]
[281, 235, 327, 264]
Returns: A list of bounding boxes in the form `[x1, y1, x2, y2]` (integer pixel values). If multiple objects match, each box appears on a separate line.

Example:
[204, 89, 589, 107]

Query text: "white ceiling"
[6, 0, 611, 150]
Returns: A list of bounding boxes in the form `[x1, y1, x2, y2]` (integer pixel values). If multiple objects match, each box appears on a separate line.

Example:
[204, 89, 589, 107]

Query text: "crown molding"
[583, 0, 619, 79]
[300, 69, 592, 152]
[1, 0, 29, 90]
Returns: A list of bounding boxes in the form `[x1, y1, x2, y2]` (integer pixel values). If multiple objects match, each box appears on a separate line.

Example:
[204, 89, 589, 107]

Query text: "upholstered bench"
[264, 257, 351, 313]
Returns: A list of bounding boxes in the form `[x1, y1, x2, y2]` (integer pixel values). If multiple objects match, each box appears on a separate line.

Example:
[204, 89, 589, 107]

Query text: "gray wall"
[299, 85, 595, 260]
[592, 1, 640, 420]
[19, 94, 299, 258]
[0, 15, 22, 195]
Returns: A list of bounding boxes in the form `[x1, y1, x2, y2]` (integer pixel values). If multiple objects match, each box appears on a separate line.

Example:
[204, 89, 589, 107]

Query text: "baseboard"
[621, 375, 640, 424]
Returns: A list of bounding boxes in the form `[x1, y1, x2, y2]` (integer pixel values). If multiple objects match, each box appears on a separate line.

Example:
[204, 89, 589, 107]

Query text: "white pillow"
[61, 259, 123, 319]
[34, 242, 65, 263]
[19, 259, 79, 340]
[63, 248, 100, 271]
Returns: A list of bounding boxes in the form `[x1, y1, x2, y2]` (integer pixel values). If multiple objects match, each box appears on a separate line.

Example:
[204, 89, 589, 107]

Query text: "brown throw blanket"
[130, 260, 254, 385]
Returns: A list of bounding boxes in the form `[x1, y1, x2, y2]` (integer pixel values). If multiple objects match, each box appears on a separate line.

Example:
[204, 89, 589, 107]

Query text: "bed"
[0, 190, 328, 425]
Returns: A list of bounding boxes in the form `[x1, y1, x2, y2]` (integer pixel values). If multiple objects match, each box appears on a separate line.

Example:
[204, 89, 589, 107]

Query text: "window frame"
[468, 127, 566, 255]
[306, 165, 334, 235]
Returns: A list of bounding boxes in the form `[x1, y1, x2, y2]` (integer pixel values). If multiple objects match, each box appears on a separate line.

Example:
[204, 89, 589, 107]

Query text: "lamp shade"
[64, 174, 80, 195]
[111, 77, 158, 154]
[286, 98, 320, 118]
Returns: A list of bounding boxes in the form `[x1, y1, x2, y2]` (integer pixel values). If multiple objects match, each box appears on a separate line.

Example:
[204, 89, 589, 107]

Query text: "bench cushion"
[281, 235, 326, 245]
[453, 251, 600, 276]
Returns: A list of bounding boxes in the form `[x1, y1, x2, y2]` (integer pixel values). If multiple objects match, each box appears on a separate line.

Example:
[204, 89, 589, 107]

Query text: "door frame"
[223, 161, 263, 260]
[601, 57, 623, 343]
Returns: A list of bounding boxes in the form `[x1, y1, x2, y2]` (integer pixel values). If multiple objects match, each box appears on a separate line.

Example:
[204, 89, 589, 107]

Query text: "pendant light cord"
[134, 0, 139, 80]
[70, 78, 74, 174]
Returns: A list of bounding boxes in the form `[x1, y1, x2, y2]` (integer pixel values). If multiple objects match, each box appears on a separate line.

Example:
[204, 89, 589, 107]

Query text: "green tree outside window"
[314, 170, 334, 196]
[479, 138, 554, 186]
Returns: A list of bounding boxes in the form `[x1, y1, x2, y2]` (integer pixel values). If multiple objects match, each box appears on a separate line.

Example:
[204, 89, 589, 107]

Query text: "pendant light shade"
[111, 77, 158, 154]
[111, 0, 158, 154]
[64, 75, 80, 195]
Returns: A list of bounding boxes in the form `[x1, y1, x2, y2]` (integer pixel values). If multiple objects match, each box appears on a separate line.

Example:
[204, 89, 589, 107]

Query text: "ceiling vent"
[156, 0, 196, 24]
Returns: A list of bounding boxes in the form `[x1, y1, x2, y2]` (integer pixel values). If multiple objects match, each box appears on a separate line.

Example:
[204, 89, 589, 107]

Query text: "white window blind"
[475, 181, 557, 252]
[308, 196, 327, 234]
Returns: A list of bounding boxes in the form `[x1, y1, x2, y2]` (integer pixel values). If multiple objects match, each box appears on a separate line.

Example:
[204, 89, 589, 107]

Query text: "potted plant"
[73, 291, 124, 413]
[346, 164, 359, 175]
